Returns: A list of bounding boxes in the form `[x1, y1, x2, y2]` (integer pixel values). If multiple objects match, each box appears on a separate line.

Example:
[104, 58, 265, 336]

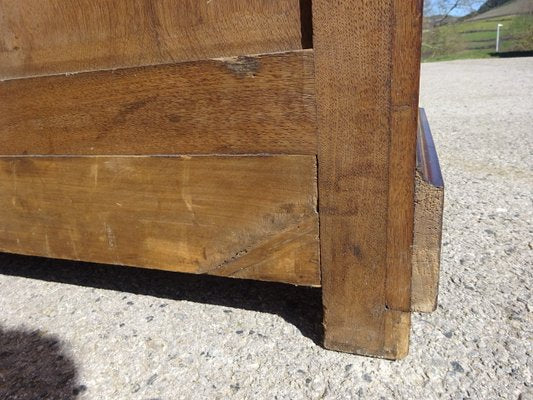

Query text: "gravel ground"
[0, 58, 532, 400]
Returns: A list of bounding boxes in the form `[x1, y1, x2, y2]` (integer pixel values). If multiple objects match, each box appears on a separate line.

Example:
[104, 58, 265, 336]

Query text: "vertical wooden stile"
[313, 0, 423, 359]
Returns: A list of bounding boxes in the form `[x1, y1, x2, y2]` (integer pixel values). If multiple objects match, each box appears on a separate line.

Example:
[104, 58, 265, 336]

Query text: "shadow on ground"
[0, 326, 85, 399]
[0, 253, 324, 345]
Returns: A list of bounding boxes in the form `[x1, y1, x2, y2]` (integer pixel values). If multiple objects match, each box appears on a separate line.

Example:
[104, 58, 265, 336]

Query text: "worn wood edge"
[324, 310, 410, 360]
[0, 49, 317, 156]
[0, 240, 321, 287]
[0, 49, 311, 83]
[0, 155, 320, 287]
[412, 109, 444, 312]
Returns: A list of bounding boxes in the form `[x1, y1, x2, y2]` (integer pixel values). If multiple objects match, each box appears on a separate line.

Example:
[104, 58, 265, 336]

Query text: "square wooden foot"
[323, 305, 411, 360]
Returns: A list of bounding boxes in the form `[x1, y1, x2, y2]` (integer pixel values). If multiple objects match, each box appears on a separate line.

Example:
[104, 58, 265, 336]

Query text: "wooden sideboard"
[0, 0, 443, 359]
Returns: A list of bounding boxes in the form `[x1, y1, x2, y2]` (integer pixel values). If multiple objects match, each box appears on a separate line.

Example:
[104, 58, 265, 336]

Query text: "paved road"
[1, 58, 532, 399]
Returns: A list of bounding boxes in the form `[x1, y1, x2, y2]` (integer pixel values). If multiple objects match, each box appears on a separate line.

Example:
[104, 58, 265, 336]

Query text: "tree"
[424, 0, 483, 25]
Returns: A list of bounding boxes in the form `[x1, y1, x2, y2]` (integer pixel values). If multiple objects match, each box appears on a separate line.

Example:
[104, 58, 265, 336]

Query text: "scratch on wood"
[180, 162, 194, 213]
[91, 163, 98, 188]
[204, 248, 249, 274]
[11, 161, 17, 192]
[68, 229, 79, 258]
[44, 233, 51, 256]
[104, 223, 116, 250]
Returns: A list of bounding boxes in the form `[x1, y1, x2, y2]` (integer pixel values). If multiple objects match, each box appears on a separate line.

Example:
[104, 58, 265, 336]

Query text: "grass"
[422, 14, 533, 62]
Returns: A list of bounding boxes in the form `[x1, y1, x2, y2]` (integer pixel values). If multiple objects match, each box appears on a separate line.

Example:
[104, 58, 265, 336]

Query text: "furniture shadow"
[0, 326, 84, 399]
[0, 253, 324, 345]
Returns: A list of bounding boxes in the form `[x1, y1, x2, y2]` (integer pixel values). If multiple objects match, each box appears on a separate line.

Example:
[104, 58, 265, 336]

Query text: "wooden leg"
[313, 0, 423, 359]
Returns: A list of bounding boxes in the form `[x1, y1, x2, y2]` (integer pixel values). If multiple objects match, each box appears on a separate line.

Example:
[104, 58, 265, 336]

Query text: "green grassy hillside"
[422, 14, 533, 61]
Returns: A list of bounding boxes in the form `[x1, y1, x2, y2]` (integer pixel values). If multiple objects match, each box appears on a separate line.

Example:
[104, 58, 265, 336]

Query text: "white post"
[496, 24, 503, 52]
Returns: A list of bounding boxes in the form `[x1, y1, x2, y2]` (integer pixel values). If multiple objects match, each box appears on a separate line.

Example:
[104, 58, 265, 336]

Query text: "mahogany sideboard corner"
[0, 0, 444, 359]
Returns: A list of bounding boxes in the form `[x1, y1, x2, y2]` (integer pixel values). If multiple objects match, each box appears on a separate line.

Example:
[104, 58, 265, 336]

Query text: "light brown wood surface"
[0, 50, 317, 156]
[412, 172, 444, 312]
[313, 0, 423, 359]
[385, 0, 424, 313]
[412, 109, 444, 312]
[0, 0, 307, 79]
[0, 156, 320, 286]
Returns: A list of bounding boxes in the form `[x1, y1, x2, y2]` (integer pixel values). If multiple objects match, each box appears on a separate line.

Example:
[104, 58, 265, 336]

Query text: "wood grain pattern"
[313, 0, 422, 359]
[0, 0, 307, 79]
[412, 109, 444, 312]
[385, 0, 424, 313]
[0, 50, 317, 156]
[0, 156, 320, 286]
[412, 172, 444, 312]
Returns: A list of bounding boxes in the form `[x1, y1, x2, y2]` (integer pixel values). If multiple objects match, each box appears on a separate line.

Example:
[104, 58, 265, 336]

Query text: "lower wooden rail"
[0, 155, 320, 286]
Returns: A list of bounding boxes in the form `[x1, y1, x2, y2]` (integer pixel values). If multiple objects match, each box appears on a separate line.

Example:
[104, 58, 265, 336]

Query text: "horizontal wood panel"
[0, 50, 317, 156]
[0, 0, 306, 79]
[0, 156, 320, 286]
